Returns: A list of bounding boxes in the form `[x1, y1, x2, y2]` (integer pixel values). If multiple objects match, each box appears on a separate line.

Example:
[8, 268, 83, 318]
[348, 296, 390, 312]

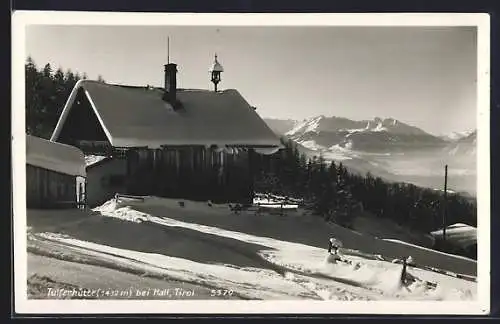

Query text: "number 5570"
[210, 289, 234, 297]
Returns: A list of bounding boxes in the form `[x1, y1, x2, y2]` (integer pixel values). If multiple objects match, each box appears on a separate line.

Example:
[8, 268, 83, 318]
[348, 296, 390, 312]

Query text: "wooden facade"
[83, 145, 255, 205]
[26, 164, 78, 208]
[125, 146, 254, 204]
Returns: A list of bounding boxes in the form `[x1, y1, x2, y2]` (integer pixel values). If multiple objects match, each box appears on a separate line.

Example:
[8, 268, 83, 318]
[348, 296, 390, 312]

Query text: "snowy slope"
[28, 253, 220, 300]
[27, 196, 477, 302]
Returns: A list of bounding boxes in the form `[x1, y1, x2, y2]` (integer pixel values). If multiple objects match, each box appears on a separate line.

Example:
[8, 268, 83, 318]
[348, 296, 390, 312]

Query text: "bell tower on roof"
[209, 53, 224, 92]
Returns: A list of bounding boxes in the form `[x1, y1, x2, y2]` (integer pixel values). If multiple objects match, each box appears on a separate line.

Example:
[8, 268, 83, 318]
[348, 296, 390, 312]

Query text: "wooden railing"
[114, 193, 146, 203]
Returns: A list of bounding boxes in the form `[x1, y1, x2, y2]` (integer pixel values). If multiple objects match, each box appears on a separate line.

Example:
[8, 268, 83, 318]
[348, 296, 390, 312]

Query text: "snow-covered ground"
[430, 223, 477, 249]
[26, 196, 477, 302]
[28, 253, 220, 300]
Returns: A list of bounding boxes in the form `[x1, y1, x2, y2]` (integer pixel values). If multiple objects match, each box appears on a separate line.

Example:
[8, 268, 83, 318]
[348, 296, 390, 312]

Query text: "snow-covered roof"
[26, 135, 86, 177]
[51, 80, 281, 149]
[430, 223, 477, 249]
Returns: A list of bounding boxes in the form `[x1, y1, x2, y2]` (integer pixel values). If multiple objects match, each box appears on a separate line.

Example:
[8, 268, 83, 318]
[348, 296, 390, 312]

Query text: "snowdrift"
[430, 223, 477, 249]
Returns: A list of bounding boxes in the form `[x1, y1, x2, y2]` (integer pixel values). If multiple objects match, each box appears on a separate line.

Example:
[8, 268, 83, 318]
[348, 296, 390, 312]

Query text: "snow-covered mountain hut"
[26, 134, 86, 208]
[50, 55, 281, 206]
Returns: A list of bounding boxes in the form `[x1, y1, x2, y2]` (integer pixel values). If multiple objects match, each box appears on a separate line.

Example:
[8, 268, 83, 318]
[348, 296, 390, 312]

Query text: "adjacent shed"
[26, 135, 86, 208]
[84, 155, 126, 207]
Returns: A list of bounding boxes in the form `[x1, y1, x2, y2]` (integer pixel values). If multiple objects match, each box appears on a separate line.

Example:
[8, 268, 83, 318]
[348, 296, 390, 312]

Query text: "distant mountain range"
[266, 116, 476, 153]
[264, 116, 477, 196]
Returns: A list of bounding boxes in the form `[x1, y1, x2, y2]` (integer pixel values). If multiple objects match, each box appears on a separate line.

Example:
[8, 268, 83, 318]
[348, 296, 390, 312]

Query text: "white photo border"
[12, 11, 491, 315]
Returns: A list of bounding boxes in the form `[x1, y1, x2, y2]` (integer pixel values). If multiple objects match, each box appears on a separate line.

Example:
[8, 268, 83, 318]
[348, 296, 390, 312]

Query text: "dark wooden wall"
[26, 164, 77, 208]
[125, 146, 254, 204]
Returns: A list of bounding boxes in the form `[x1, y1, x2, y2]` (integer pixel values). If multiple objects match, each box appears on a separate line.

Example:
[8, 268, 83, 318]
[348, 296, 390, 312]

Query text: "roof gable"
[51, 80, 281, 149]
[26, 135, 86, 177]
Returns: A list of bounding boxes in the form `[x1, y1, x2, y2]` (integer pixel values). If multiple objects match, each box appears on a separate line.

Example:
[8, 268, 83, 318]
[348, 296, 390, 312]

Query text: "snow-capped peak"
[342, 117, 393, 133]
[373, 121, 388, 132]
[286, 115, 325, 136]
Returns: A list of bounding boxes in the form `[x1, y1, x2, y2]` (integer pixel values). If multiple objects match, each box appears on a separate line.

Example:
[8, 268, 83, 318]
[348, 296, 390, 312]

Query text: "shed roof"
[51, 80, 281, 149]
[26, 135, 86, 177]
[430, 223, 477, 249]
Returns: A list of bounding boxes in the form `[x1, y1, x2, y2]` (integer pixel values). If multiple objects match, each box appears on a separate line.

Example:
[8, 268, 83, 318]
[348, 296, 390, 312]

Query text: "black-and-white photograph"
[12, 12, 490, 315]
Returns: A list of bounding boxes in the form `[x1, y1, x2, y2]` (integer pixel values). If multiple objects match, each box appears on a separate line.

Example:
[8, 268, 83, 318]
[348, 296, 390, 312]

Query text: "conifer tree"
[25, 58, 105, 138]
[25, 57, 40, 135]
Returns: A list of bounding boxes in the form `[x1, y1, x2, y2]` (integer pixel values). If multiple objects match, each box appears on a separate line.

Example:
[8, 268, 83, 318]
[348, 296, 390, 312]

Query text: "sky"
[25, 25, 478, 135]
